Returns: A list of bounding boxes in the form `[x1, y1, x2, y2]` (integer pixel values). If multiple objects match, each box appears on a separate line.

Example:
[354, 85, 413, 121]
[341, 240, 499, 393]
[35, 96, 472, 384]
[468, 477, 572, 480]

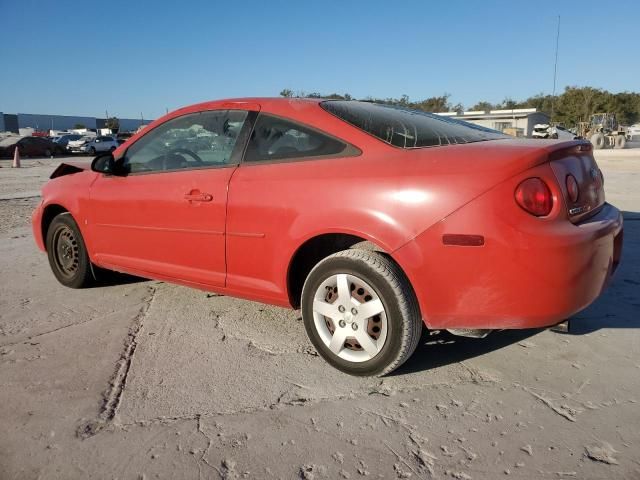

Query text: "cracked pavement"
[1, 153, 639, 479]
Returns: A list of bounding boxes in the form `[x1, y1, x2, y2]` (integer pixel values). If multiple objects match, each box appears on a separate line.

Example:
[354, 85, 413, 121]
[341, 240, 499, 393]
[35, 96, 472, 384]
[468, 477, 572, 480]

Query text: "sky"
[0, 0, 638, 119]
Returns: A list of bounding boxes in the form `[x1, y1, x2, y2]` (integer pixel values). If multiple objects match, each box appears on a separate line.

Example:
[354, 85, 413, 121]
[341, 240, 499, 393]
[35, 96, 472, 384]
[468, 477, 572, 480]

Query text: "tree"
[499, 98, 519, 109]
[105, 117, 119, 132]
[279, 89, 294, 98]
[73, 123, 86, 129]
[277, 86, 640, 126]
[413, 94, 451, 113]
[470, 101, 495, 112]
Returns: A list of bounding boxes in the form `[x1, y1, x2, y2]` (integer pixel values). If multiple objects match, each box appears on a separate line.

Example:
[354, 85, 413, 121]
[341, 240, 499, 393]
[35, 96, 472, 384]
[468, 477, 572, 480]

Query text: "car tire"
[590, 132, 605, 149]
[46, 213, 93, 289]
[109, 146, 116, 152]
[614, 135, 626, 149]
[89, 147, 97, 155]
[44, 149, 52, 157]
[301, 249, 422, 376]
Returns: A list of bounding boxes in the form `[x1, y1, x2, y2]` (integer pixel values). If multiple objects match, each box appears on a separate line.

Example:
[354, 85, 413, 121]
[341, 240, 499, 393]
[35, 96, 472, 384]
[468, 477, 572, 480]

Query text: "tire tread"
[304, 248, 422, 376]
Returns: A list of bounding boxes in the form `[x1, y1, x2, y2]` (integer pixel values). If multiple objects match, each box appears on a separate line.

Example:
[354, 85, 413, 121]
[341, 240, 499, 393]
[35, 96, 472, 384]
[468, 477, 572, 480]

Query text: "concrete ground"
[1, 147, 639, 480]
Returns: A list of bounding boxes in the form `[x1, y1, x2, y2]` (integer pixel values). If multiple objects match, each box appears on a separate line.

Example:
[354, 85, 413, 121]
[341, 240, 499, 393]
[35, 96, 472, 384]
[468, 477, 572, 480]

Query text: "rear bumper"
[394, 202, 623, 330]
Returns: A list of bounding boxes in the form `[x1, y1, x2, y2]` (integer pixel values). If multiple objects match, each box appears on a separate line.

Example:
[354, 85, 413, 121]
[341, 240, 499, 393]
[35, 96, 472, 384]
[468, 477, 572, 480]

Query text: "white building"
[437, 108, 550, 137]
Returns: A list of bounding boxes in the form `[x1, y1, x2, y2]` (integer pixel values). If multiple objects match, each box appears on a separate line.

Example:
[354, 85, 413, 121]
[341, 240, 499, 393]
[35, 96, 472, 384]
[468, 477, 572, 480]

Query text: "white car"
[80, 136, 119, 155]
[67, 135, 96, 153]
[532, 124, 577, 140]
[626, 124, 640, 141]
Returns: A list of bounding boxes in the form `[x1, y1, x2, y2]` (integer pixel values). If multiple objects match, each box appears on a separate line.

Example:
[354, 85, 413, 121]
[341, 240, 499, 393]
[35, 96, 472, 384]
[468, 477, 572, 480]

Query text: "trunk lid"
[548, 143, 605, 223]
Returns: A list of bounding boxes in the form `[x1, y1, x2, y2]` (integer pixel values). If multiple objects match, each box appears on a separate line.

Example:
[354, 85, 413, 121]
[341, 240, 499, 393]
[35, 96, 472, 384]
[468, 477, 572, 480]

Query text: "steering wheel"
[168, 148, 203, 164]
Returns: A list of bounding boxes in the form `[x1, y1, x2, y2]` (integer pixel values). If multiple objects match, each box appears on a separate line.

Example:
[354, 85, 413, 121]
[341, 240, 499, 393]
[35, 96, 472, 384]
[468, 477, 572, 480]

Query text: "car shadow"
[393, 210, 640, 376]
[90, 269, 149, 288]
[567, 210, 640, 333]
[395, 328, 540, 376]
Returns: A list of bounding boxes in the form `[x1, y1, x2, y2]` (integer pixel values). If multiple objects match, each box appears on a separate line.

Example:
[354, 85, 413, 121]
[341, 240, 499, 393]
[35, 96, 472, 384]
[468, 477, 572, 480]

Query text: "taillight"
[515, 178, 553, 216]
[566, 174, 579, 203]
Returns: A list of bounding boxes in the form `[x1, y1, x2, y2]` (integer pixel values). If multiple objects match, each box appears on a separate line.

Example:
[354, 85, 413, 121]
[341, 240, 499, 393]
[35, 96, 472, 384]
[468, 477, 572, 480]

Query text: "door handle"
[184, 191, 213, 202]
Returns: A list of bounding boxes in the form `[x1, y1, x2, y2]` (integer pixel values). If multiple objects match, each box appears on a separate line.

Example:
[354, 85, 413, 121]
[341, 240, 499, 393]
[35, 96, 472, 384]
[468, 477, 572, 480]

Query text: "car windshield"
[321, 101, 506, 148]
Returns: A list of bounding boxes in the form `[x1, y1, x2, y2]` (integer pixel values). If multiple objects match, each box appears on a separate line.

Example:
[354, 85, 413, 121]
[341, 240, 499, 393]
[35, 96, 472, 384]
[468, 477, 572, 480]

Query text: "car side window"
[244, 114, 348, 163]
[122, 110, 248, 173]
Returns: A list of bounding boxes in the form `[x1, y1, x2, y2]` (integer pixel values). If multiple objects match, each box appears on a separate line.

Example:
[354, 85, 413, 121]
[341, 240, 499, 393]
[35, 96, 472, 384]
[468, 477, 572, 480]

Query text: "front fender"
[36, 171, 96, 254]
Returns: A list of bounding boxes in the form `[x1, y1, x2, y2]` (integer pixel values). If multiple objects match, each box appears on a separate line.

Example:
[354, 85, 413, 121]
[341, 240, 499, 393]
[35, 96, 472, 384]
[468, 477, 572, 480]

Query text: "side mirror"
[91, 153, 119, 175]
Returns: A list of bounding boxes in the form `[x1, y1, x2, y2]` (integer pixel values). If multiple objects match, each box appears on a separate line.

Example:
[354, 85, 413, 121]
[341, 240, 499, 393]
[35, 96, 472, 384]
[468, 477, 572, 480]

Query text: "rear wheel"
[590, 132, 605, 149]
[46, 213, 93, 288]
[301, 249, 422, 376]
[44, 148, 52, 157]
[614, 135, 626, 149]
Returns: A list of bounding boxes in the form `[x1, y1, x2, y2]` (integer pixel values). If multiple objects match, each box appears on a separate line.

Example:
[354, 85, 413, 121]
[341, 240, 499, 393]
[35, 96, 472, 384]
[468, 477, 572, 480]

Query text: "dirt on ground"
[0, 150, 639, 479]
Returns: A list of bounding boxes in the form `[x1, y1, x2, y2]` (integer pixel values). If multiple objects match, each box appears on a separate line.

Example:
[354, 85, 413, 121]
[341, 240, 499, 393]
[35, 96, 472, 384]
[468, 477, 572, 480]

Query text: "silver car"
[80, 136, 119, 155]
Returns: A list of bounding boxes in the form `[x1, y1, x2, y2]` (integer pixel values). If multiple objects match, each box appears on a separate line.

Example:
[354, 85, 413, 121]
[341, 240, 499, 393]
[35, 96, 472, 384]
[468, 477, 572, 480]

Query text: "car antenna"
[550, 15, 560, 124]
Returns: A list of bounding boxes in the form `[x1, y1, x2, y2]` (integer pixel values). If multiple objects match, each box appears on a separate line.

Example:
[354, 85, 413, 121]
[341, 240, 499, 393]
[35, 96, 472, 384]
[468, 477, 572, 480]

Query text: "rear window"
[321, 101, 506, 148]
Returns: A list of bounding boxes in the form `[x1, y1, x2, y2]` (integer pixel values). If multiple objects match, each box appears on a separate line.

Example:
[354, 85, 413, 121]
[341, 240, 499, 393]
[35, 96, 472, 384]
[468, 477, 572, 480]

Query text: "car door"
[226, 112, 358, 301]
[87, 109, 253, 287]
[19, 137, 37, 155]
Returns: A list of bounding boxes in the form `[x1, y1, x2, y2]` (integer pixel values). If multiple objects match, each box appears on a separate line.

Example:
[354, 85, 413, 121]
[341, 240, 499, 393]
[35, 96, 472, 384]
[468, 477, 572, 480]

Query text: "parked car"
[626, 123, 640, 141]
[532, 124, 577, 140]
[53, 134, 83, 149]
[67, 135, 95, 153]
[80, 136, 119, 155]
[0, 136, 65, 158]
[32, 98, 623, 376]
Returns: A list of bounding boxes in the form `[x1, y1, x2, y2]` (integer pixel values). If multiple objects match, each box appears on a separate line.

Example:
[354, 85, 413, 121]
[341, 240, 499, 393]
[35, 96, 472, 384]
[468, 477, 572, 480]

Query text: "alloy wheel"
[312, 273, 387, 362]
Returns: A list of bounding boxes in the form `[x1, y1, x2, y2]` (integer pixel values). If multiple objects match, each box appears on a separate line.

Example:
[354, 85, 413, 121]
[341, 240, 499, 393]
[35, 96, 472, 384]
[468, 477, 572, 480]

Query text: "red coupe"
[32, 98, 623, 376]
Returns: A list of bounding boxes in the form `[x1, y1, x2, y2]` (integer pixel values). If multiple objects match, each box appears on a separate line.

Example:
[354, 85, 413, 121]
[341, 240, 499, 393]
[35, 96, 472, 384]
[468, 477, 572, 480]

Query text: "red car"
[32, 98, 623, 376]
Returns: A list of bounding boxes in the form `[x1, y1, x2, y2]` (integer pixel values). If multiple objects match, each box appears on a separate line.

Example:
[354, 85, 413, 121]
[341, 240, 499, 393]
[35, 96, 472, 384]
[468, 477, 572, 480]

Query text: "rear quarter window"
[244, 113, 357, 163]
[321, 100, 506, 148]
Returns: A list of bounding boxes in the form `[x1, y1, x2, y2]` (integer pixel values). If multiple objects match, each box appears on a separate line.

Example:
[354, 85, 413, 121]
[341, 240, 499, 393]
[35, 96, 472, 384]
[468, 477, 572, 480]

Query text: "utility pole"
[550, 15, 560, 123]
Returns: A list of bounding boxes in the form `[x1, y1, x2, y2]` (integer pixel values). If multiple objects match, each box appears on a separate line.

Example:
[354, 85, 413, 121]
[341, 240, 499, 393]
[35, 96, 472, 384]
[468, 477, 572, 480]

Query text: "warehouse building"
[0, 111, 152, 134]
[437, 108, 550, 137]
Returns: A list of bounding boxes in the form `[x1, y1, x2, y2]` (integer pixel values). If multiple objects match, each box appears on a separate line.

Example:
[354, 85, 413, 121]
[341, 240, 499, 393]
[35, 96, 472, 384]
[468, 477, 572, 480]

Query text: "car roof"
[168, 97, 321, 117]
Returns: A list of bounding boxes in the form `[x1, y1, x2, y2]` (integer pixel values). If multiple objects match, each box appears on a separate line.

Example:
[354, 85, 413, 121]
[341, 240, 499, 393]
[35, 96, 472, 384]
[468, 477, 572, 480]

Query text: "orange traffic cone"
[12, 146, 21, 168]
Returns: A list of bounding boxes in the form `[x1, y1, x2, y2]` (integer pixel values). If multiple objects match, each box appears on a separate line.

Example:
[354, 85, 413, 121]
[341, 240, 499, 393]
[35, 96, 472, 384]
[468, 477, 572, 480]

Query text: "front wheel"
[301, 249, 422, 376]
[46, 213, 93, 288]
[591, 132, 605, 149]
